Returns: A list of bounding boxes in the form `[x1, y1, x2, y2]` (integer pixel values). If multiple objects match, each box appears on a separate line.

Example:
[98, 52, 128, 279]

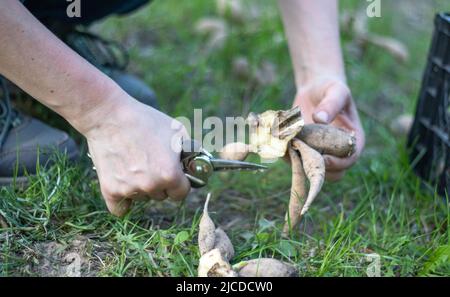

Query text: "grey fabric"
[109, 70, 158, 108]
[0, 114, 79, 177]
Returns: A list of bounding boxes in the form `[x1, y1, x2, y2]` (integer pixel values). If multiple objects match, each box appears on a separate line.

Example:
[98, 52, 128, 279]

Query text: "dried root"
[234, 258, 298, 277]
[282, 146, 307, 235]
[292, 139, 325, 216]
[296, 124, 356, 158]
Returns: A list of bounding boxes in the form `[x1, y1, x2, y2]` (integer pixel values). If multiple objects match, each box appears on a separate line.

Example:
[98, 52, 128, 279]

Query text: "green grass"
[1, 0, 449, 276]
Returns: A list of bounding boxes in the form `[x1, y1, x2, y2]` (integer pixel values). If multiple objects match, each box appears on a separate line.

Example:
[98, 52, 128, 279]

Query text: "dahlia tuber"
[292, 139, 325, 216]
[282, 146, 307, 235]
[296, 124, 356, 158]
[234, 258, 298, 277]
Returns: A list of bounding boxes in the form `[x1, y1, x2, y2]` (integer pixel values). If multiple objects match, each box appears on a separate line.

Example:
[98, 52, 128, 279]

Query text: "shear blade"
[210, 158, 268, 171]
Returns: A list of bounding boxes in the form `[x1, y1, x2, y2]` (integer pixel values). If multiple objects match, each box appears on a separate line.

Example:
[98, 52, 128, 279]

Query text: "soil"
[24, 236, 112, 277]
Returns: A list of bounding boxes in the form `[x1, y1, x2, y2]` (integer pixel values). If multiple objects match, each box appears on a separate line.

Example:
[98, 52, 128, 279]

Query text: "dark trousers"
[23, 0, 150, 25]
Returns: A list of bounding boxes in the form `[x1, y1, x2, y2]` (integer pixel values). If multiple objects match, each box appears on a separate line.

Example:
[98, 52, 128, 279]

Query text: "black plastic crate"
[408, 13, 450, 196]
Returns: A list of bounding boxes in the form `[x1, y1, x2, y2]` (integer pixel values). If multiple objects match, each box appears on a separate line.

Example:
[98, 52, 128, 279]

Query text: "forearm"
[0, 0, 126, 134]
[277, 0, 346, 86]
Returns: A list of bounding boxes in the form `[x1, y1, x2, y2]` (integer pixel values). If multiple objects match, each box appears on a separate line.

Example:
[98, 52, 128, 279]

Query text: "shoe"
[0, 78, 79, 186]
[63, 29, 159, 108]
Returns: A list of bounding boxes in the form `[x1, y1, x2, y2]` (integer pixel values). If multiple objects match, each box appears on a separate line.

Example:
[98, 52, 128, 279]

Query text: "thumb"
[312, 85, 349, 124]
[104, 197, 132, 217]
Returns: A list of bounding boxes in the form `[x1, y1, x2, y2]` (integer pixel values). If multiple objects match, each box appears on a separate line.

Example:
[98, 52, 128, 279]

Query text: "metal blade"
[210, 158, 268, 171]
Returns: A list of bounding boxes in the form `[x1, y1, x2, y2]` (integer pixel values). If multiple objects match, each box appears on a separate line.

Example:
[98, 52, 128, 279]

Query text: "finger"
[166, 172, 191, 201]
[325, 170, 345, 182]
[104, 197, 132, 217]
[324, 154, 357, 172]
[148, 190, 168, 201]
[124, 191, 150, 202]
[313, 84, 350, 124]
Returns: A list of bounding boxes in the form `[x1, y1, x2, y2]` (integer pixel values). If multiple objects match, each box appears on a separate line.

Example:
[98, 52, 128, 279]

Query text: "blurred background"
[2, 0, 449, 276]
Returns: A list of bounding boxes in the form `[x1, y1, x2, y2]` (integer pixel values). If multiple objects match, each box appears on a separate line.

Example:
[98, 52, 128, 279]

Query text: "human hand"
[81, 93, 191, 216]
[293, 76, 365, 181]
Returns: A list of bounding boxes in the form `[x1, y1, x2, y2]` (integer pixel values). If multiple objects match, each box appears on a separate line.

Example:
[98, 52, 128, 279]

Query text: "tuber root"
[198, 248, 238, 277]
[234, 258, 298, 277]
[198, 194, 216, 255]
[292, 139, 325, 216]
[296, 124, 356, 158]
[283, 146, 307, 235]
[219, 142, 250, 161]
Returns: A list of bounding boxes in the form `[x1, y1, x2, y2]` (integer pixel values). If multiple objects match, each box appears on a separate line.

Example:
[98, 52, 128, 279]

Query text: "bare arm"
[0, 0, 123, 134]
[278, 0, 365, 181]
[277, 0, 345, 85]
[0, 0, 190, 214]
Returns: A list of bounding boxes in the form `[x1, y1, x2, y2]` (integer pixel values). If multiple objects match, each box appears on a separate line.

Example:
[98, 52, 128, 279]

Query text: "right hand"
[82, 94, 191, 216]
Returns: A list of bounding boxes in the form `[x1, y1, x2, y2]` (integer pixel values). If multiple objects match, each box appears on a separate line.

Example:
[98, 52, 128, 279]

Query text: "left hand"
[293, 76, 365, 181]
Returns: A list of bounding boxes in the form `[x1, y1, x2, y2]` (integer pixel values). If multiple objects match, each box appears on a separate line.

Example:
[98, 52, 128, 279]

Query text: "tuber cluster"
[219, 107, 356, 235]
[198, 194, 297, 277]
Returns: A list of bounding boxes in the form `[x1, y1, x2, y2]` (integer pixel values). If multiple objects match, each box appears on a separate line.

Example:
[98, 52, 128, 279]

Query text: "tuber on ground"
[340, 8, 410, 63]
[390, 114, 413, 136]
[197, 194, 297, 277]
[197, 195, 234, 261]
[198, 193, 216, 255]
[213, 228, 235, 261]
[198, 248, 237, 277]
[198, 194, 237, 277]
[234, 258, 298, 277]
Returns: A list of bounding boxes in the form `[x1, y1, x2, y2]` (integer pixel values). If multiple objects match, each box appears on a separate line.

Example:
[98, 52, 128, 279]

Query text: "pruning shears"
[181, 139, 267, 188]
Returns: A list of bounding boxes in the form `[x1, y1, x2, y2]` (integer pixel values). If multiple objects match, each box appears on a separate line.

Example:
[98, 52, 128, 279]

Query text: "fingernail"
[315, 111, 329, 124]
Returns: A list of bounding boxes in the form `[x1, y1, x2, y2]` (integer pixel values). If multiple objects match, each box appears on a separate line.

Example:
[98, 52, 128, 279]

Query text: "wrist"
[66, 80, 134, 136]
[296, 66, 347, 88]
